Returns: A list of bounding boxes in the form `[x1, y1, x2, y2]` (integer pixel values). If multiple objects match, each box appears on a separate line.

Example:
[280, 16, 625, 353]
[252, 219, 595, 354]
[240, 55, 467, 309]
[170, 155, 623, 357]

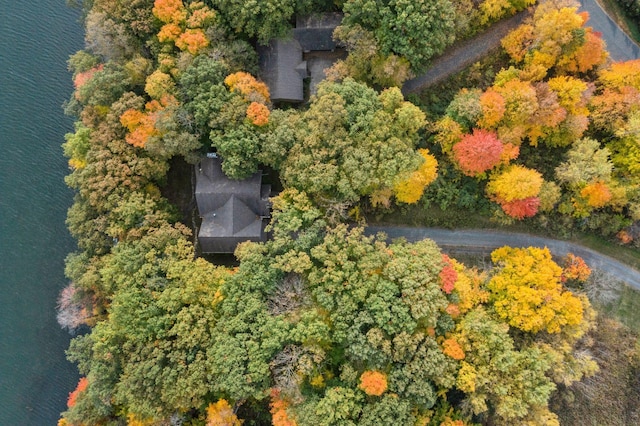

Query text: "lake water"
[0, 1, 83, 424]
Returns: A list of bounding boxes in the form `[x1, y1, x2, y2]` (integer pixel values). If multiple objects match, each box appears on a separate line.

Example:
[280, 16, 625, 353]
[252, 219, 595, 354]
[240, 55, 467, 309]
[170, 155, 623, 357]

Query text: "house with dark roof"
[293, 13, 342, 52]
[258, 13, 345, 103]
[258, 39, 307, 103]
[195, 156, 271, 253]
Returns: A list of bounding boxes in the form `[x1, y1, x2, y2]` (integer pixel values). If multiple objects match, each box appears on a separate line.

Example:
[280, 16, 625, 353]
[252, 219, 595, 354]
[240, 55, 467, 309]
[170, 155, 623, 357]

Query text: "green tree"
[84, 0, 156, 61]
[184, 193, 461, 423]
[178, 57, 273, 178]
[211, 0, 297, 44]
[73, 63, 131, 107]
[341, 0, 455, 71]
[62, 123, 92, 170]
[330, 24, 412, 88]
[555, 137, 613, 188]
[178, 55, 231, 132]
[67, 50, 101, 76]
[445, 88, 483, 131]
[64, 234, 230, 422]
[453, 308, 558, 424]
[279, 80, 427, 205]
[144, 109, 202, 162]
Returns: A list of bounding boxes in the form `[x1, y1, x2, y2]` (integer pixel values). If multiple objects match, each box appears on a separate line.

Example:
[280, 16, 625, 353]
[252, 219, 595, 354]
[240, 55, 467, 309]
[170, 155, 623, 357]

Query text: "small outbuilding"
[195, 156, 271, 253]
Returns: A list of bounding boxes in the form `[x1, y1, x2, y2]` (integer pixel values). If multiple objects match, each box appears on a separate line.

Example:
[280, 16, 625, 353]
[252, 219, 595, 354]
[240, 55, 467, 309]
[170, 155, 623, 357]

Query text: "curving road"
[393, 4, 640, 285]
[579, 0, 640, 62]
[364, 226, 640, 290]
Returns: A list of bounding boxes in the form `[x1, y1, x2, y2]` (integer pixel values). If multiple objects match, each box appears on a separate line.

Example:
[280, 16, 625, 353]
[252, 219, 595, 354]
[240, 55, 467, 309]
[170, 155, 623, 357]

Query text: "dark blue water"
[0, 2, 83, 424]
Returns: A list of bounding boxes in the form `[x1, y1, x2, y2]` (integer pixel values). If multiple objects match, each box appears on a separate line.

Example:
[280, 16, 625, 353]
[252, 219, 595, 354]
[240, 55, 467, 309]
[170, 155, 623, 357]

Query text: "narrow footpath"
[365, 226, 640, 290]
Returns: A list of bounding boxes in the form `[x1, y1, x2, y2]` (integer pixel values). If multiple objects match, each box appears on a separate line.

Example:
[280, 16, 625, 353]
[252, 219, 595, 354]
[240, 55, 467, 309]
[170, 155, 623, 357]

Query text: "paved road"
[365, 226, 640, 289]
[394, 5, 640, 284]
[402, 1, 640, 94]
[579, 0, 640, 62]
[402, 10, 531, 95]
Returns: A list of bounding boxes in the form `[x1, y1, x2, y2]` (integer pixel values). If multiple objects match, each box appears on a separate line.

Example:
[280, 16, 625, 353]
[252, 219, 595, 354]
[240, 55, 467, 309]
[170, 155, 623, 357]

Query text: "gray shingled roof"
[294, 13, 343, 52]
[258, 39, 306, 103]
[295, 13, 343, 29]
[293, 27, 337, 52]
[258, 13, 345, 103]
[195, 157, 270, 253]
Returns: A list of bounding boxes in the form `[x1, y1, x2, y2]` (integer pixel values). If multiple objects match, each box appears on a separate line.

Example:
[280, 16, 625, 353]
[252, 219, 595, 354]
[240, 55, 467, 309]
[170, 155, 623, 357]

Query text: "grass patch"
[596, 0, 640, 43]
[599, 283, 640, 332]
[572, 233, 640, 270]
[369, 204, 494, 229]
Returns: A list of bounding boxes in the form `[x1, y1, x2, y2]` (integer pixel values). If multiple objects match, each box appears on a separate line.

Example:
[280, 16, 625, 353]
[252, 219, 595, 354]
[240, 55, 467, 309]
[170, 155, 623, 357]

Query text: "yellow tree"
[206, 399, 243, 426]
[144, 70, 176, 100]
[434, 116, 465, 154]
[599, 59, 640, 90]
[487, 165, 542, 202]
[488, 246, 585, 334]
[501, 23, 533, 62]
[126, 414, 155, 426]
[501, 4, 606, 81]
[492, 78, 539, 145]
[486, 165, 543, 219]
[450, 258, 489, 314]
[479, 0, 535, 25]
[548, 76, 589, 117]
[393, 149, 438, 204]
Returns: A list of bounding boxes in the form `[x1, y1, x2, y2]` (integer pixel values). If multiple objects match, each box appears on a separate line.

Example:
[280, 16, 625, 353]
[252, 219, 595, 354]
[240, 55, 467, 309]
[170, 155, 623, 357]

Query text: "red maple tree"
[453, 129, 504, 176]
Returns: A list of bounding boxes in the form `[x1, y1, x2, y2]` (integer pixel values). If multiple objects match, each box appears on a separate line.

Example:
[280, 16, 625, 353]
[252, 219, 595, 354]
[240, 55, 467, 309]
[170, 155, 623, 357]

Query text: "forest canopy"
[58, 0, 640, 425]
